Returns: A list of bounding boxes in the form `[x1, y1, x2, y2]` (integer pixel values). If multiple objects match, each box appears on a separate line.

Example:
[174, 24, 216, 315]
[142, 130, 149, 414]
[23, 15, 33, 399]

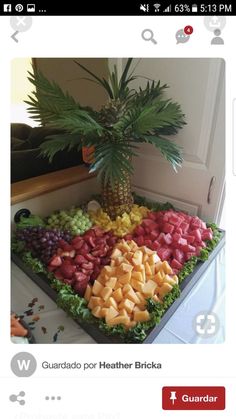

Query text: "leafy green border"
[11, 215, 222, 343]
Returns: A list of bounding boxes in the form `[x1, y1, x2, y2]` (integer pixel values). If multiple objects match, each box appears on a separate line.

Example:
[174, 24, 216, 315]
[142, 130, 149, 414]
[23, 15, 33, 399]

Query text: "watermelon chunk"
[163, 233, 173, 245]
[171, 259, 183, 271]
[163, 222, 175, 234]
[157, 247, 172, 261]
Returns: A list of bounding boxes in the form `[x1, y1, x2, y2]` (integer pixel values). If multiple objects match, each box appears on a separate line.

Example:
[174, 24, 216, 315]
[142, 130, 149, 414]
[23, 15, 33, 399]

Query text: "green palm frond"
[141, 135, 183, 170]
[90, 141, 137, 187]
[39, 134, 82, 163]
[127, 80, 168, 107]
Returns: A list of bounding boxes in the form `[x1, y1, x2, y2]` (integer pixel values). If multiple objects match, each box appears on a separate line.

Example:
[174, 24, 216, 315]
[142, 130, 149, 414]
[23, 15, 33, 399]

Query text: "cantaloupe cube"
[133, 310, 150, 322]
[100, 307, 109, 317]
[162, 261, 173, 275]
[119, 271, 132, 284]
[92, 280, 104, 296]
[119, 308, 129, 318]
[127, 320, 137, 328]
[131, 278, 144, 293]
[154, 261, 163, 273]
[106, 276, 117, 289]
[120, 263, 133, 273]
[105, 306, 119, 322]
[103, 266, 116, 276]
[119, 298, 135, 313]
[88, 297, 104, 310]
[107, 315, 129, 326]
[149, 253, 160, 265]
[133, 263, 144, 272]
[164, 275, 176, 286]
[131, 271, 144, 283]
[92, 306, 101, 318]
[145, 262, 152, 276]
[110, 260, 116, 267]
[142, 280, 157, 297]
[111, 248, 122, 259]
[104, 297, 118, 310]
[124, 252, 133, 262]
[125, 288, 140, 304]
[100, 287, 113, 301]
[158, 283, 173, 298]
[152, 294, 162, 303]
[112, 288, 123, 303]
[122, 283, 132, 293]
[119, 241, 131, 252]
[132, 250, 143, 266]
[141, 246, 153, 255]
[84, 284, 92, 302]
[136, 292, 146, 305]
[142, 253, 149, 263]
[115, 256, 124, 266]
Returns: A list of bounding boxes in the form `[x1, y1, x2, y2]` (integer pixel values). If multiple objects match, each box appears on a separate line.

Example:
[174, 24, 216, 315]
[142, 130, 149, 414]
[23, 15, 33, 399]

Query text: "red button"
[162, 387, 225, 410]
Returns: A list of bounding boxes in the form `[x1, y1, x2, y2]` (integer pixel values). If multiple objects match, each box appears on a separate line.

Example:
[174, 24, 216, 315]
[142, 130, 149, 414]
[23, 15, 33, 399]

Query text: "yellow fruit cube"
[88, 297, 104, 310]
[107, 315, 130, 326]
[119, 271, 132, 284]
[84, 284, 92, 302]
[92, 280, 104, 296]
[106, 276, 117, 289]
[120, 263, 133, 273]
[125, 288, 140, 304]
[100, 307, 109, 317]
[131, 271, 144, 283]
[154, 261, 163, 273]
[158, 283, 173, 298]
[153, 272, 165, 286]
[104, 297, 118, 310]
[172, 275, 179, 284]
[105, 306, 119, 322]
[119, 298, 135, 314]
[112, 288, 123, 303]
[119, 308, 129, 318]
[164, 275, 176, 286]
[130, 279, 144, 293]
[132, 250, 143, 266]
[136, 292, 146, 305]
[122, 283, 132, 294]
[133, 310, 150, 322]
[162, 261, 173, 275]
[144, 262, 152, 276]
[142, 280, 157, 297]
[111, 248, 122, 259]
[100, 287, 113, 301]
[92, 306, 101, 318]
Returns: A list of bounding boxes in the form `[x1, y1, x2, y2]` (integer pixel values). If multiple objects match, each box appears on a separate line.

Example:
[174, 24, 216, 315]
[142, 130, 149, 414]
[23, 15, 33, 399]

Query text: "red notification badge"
[184, 25, 194, 35]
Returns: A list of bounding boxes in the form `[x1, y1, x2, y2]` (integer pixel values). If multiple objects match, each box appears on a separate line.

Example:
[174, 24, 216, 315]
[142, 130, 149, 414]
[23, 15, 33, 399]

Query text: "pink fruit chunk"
[201, 228, 213, 241]
[178, 237, 187, 246]
[142, 219, 158, 230]
[135, 236, 145, 246]
[74, 254, 87, 265]
[54, 269, 64, 280]
[171, 259, 183, 271]
[174, 248, 185, 264]
[184, 234, 195, 244]
[81, 262, 94, 271]
[49, 256, 62, 267]
[60, 263, 76, 279]
[163, 222, 175, 234]
[152, 240, 161, 251]
[150, 230, 159, 240]
[147, 212, 156, 220]
[157, 247, 172, 261]
[163, 233, 173, 245]
[135, 225, 145, 236]
[192, 229, 202, 242]
[74, 271, 87, 282]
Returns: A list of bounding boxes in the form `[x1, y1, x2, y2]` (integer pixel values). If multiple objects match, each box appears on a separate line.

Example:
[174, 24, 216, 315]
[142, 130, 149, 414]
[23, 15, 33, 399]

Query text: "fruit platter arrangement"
[11, 195, 224, 343]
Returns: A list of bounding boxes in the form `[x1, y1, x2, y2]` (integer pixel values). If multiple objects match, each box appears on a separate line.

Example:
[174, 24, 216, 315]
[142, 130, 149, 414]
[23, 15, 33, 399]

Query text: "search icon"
[141, 29, 157, 44]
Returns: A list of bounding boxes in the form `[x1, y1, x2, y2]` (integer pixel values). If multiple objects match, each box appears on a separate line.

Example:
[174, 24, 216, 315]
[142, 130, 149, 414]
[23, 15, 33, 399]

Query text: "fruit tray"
[11, 233, 224, 343]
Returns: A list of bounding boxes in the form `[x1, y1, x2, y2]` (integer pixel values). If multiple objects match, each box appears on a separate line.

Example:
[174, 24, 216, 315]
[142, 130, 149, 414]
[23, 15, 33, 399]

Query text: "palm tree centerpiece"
[26, 59, 186, 219]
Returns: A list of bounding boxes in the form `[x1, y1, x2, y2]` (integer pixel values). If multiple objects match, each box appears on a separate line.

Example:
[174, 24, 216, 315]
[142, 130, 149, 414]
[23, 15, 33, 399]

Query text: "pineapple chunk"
[129, 240, 138, 251]
[84, 284, 92, 302]
[136, 292, 146, 305]
[92, 280, 104, 296]
[106, 276, 117, 289]
[142, 280, 157, 298]
[103, 266, 116, 276]
[110, 260, 116, 267]
[132, 250, 143, 266]
[149, 253, 160, 265]
[172, 275, 179, 284]
[131, 271, 144, 283]
[142, 253, 149, 263]
[111, 248, 122, 259]
[119, 241, 131, 252]
[133, 310, 150, 322]
[119, 308, 129, 318]
[154, 261, 163, 273]
[152, 295, 162, 303]
[153, 272, 165, 286]
[100, 307, 109, 317]
[120, 263, 133, 273]
[158, 283, 173, 298]
[92, 306, 101, 318]
[127, 320, 137, 328]
[164, 275, 176, 286]
[88, 297, 103, 310]
[112, 288, 123, 303]
[105, 306, 119, 322]
[119, 298, 135, 314]
[144, 261, 152, 276]
[162, 261, 173, 275]
[100, 287, 113, 301]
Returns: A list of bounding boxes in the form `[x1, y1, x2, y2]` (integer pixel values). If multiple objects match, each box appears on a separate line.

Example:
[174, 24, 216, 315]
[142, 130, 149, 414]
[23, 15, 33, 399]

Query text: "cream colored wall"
[34, 58, 109, 110]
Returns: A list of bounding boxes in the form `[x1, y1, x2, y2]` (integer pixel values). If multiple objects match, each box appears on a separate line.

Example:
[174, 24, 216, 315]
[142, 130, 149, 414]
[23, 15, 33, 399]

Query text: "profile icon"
[211, 28, 224, 45]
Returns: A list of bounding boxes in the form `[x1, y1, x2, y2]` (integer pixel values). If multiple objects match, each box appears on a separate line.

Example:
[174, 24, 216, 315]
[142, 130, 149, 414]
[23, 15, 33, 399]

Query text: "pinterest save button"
[162, 387, 225, 410]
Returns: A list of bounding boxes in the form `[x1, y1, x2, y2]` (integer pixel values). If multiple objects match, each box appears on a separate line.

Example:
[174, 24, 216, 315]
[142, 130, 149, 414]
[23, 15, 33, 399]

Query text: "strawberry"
[49, 255, 62, 267]
[74, 255, 87, 265]
[60, 263, 76, 279]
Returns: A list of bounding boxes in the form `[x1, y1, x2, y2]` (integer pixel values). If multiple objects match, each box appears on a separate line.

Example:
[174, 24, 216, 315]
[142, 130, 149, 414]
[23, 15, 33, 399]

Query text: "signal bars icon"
[163, 4, 171, 12]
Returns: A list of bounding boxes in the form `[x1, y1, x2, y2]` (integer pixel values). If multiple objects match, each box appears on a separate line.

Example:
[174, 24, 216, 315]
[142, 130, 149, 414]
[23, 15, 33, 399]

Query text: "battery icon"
[192, 4, 198, 12]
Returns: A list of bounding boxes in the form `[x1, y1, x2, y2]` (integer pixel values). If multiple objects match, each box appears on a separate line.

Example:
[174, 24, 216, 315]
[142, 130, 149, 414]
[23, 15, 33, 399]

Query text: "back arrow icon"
[11, 31, 19, 42]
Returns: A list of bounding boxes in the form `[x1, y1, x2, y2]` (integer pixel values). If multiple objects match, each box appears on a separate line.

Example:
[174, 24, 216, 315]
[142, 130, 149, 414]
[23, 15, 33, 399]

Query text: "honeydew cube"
[132, 250, 143, 266]
[107, 315, 130, 326]
[164, 275, 176, 286]
[133, 310, 150, 322]
[106, 276, 117, 289]
[144, 262, 152, 276]
[100, 287, 113, 301]
[92, 306, 101, 318]
[125, 288, 140, 304]
[131, 271, 144, 283]
[88, 297, 104, 310]
[112, 288, 123, 303]
[104, 297, 118, 310]
[162, 261, 173, 275]
[111, 248, 122, 259]
[119, 298, 135, 314]
[105, 306, 119, 322]
[142, 280, 157, 298]
[130, 279, 144, 293]
[92, 280, 104, 296]
[158, 283, 173, 298]
[84, 284, 92, 302]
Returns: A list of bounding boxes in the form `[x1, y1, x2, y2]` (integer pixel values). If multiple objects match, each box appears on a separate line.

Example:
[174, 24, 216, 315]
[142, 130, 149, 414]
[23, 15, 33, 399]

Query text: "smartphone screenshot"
[0, 1, 235, 417]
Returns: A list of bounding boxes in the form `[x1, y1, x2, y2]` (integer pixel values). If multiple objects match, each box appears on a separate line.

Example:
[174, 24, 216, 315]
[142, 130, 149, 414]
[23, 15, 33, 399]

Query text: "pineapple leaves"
[39, 134, 82, 163]
[142, 135, 183, 171]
